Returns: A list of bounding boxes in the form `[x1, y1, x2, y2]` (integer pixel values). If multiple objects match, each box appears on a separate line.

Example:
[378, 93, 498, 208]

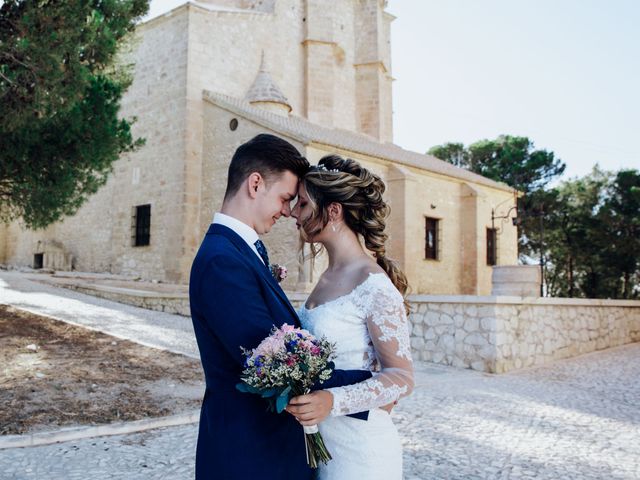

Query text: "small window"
[425, 217, 439, 260]
[33, 253, 44, 269]
[229, 118, 238, 131]
[486, 228, 497, 266]
[132, 204, 151, 247]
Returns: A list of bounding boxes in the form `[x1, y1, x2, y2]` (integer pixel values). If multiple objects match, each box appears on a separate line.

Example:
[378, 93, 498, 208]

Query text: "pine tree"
[0, 0, 148, 228]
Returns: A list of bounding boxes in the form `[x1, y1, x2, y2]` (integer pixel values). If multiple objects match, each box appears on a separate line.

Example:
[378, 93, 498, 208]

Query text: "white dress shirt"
[212, 212, 265, 264]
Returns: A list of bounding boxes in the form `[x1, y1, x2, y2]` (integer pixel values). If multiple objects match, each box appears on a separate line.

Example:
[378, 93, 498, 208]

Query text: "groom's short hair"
[224, 134, 309, 200]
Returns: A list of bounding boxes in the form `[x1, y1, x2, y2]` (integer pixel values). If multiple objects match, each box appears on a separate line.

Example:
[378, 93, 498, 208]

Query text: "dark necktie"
[254, 239, 270, 267]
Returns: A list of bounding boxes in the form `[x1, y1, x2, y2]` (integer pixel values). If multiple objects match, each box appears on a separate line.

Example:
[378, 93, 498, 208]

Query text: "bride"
[286, 155, 414, 480]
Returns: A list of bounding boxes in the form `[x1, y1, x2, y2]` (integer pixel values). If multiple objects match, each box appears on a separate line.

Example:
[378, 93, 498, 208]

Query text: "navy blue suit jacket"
[189, 224, 371, 480]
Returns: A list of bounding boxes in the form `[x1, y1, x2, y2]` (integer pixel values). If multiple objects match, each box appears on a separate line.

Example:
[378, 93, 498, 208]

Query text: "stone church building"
[0, 0, 519, 295]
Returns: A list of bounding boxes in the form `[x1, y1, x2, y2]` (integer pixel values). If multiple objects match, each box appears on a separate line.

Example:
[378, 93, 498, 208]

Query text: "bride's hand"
[380, 400, 398, 413]
[285, 390, 334, 425]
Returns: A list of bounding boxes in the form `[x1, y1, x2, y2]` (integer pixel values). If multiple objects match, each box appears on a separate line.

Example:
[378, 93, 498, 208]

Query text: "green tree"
[429, 135, 566, 260]
[428, 135, 565, 194]
[427, 142, 469, 169]
[543, 170, 609, 298]
[543, 168, 639, 299]
[429, 136, 639, 298]
[596, 169, 640, 298]
[0, 0, 148, 229]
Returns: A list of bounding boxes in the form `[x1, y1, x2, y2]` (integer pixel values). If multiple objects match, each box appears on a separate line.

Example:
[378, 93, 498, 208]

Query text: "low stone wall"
[408, 295, 640, 373]
[60, 284, 190, 317]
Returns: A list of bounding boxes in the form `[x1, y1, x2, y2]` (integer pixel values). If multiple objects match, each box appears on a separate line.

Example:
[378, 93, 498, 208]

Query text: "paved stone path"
[0, 271, 198, 358]
[2, 272, 639, 479]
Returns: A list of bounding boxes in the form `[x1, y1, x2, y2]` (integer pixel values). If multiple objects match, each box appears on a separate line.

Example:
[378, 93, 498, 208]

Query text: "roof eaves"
[189, 1, 270, 15]
[202, 90, 516, 194]
[202, 90, 311, 144]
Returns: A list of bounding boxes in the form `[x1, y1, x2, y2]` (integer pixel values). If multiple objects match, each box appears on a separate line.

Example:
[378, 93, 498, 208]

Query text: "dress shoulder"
[352, 273, 404, 315]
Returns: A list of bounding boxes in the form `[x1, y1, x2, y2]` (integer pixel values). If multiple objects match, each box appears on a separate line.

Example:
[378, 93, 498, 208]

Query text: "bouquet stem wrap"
[303, 424, 331, 468]
[299, 389, 331, 468]
[236, 324, 336, 468]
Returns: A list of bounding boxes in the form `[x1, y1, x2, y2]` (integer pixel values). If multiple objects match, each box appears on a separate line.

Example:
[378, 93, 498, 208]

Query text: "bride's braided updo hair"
[301, 154, 409, 305]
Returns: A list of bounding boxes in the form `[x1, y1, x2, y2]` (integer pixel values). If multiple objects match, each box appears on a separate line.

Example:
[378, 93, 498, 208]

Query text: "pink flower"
[285, 355, 299, 366]
[270, 264, 288, 283]
[277, 265, 287, 281]
[254, 335, 285, 356]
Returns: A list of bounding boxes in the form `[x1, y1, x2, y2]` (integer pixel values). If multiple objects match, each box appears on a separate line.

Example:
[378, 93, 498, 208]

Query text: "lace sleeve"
[327, 276, 414, 416]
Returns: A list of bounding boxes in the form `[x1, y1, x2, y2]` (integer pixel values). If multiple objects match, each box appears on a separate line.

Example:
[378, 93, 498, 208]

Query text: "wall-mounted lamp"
[491, 205, 518, 233]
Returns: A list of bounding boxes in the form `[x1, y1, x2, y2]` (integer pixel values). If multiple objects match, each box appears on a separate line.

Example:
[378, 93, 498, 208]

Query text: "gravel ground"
[0, 305, 202, 435]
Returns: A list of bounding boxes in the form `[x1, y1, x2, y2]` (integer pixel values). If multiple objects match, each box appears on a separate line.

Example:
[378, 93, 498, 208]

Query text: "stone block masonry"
[408, 295, 640, 373]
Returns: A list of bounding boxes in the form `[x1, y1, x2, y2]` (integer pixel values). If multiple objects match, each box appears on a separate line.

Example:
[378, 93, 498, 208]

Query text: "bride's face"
[291, 183, 322, 242]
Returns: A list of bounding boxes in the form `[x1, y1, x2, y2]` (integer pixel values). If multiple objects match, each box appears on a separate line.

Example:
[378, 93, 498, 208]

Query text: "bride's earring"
[331, 221, 336, 233]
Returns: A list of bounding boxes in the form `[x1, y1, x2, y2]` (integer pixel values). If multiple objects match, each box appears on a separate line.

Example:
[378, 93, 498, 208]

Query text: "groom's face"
[253, 170, 299, 234]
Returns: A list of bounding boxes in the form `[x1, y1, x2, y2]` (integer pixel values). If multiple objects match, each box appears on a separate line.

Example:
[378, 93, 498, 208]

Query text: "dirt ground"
[0, 305, 204, 435]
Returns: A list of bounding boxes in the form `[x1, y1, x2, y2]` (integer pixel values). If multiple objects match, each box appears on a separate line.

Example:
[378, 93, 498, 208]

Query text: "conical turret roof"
[244, 52, 292, 114]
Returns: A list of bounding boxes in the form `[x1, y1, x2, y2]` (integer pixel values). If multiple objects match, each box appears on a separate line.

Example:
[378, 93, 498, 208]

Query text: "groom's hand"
[285, 390, 333, 426]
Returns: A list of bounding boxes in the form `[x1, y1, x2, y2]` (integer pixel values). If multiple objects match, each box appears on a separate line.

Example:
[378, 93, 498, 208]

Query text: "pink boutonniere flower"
[270, 264, 288, 283]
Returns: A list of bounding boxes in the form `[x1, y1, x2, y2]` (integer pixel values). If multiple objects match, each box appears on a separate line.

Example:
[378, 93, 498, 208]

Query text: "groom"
[189, 134, 372, 480]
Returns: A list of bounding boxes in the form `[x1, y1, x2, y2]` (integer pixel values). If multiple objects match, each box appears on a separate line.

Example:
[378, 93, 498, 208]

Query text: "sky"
[146, 0, 640, 180]
[385, 1, 640, 180]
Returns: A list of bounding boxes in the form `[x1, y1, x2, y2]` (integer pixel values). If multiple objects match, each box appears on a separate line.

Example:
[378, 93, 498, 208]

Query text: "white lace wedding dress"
[298, 273, 414, 480]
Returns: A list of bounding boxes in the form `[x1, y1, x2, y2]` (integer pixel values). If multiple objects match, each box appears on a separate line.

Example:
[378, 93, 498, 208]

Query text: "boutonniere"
[270, 264, 288, 283]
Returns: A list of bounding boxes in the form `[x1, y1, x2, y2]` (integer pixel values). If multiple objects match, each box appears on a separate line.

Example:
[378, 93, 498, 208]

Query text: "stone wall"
[60, 283, 190, 317]
[185, 0, 390, 139]
[114, 9, 190, 282]
[353, 0, 393, 142]
[227, 288, 639, 373]
[408, 295, 640, 373]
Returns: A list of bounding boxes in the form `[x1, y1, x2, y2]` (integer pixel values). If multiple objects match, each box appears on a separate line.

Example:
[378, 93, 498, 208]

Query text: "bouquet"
[236, 324, 335, 468]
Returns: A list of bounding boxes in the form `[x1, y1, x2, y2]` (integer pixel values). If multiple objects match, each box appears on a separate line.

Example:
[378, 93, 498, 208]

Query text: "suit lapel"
[207, 224, 300, 325]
